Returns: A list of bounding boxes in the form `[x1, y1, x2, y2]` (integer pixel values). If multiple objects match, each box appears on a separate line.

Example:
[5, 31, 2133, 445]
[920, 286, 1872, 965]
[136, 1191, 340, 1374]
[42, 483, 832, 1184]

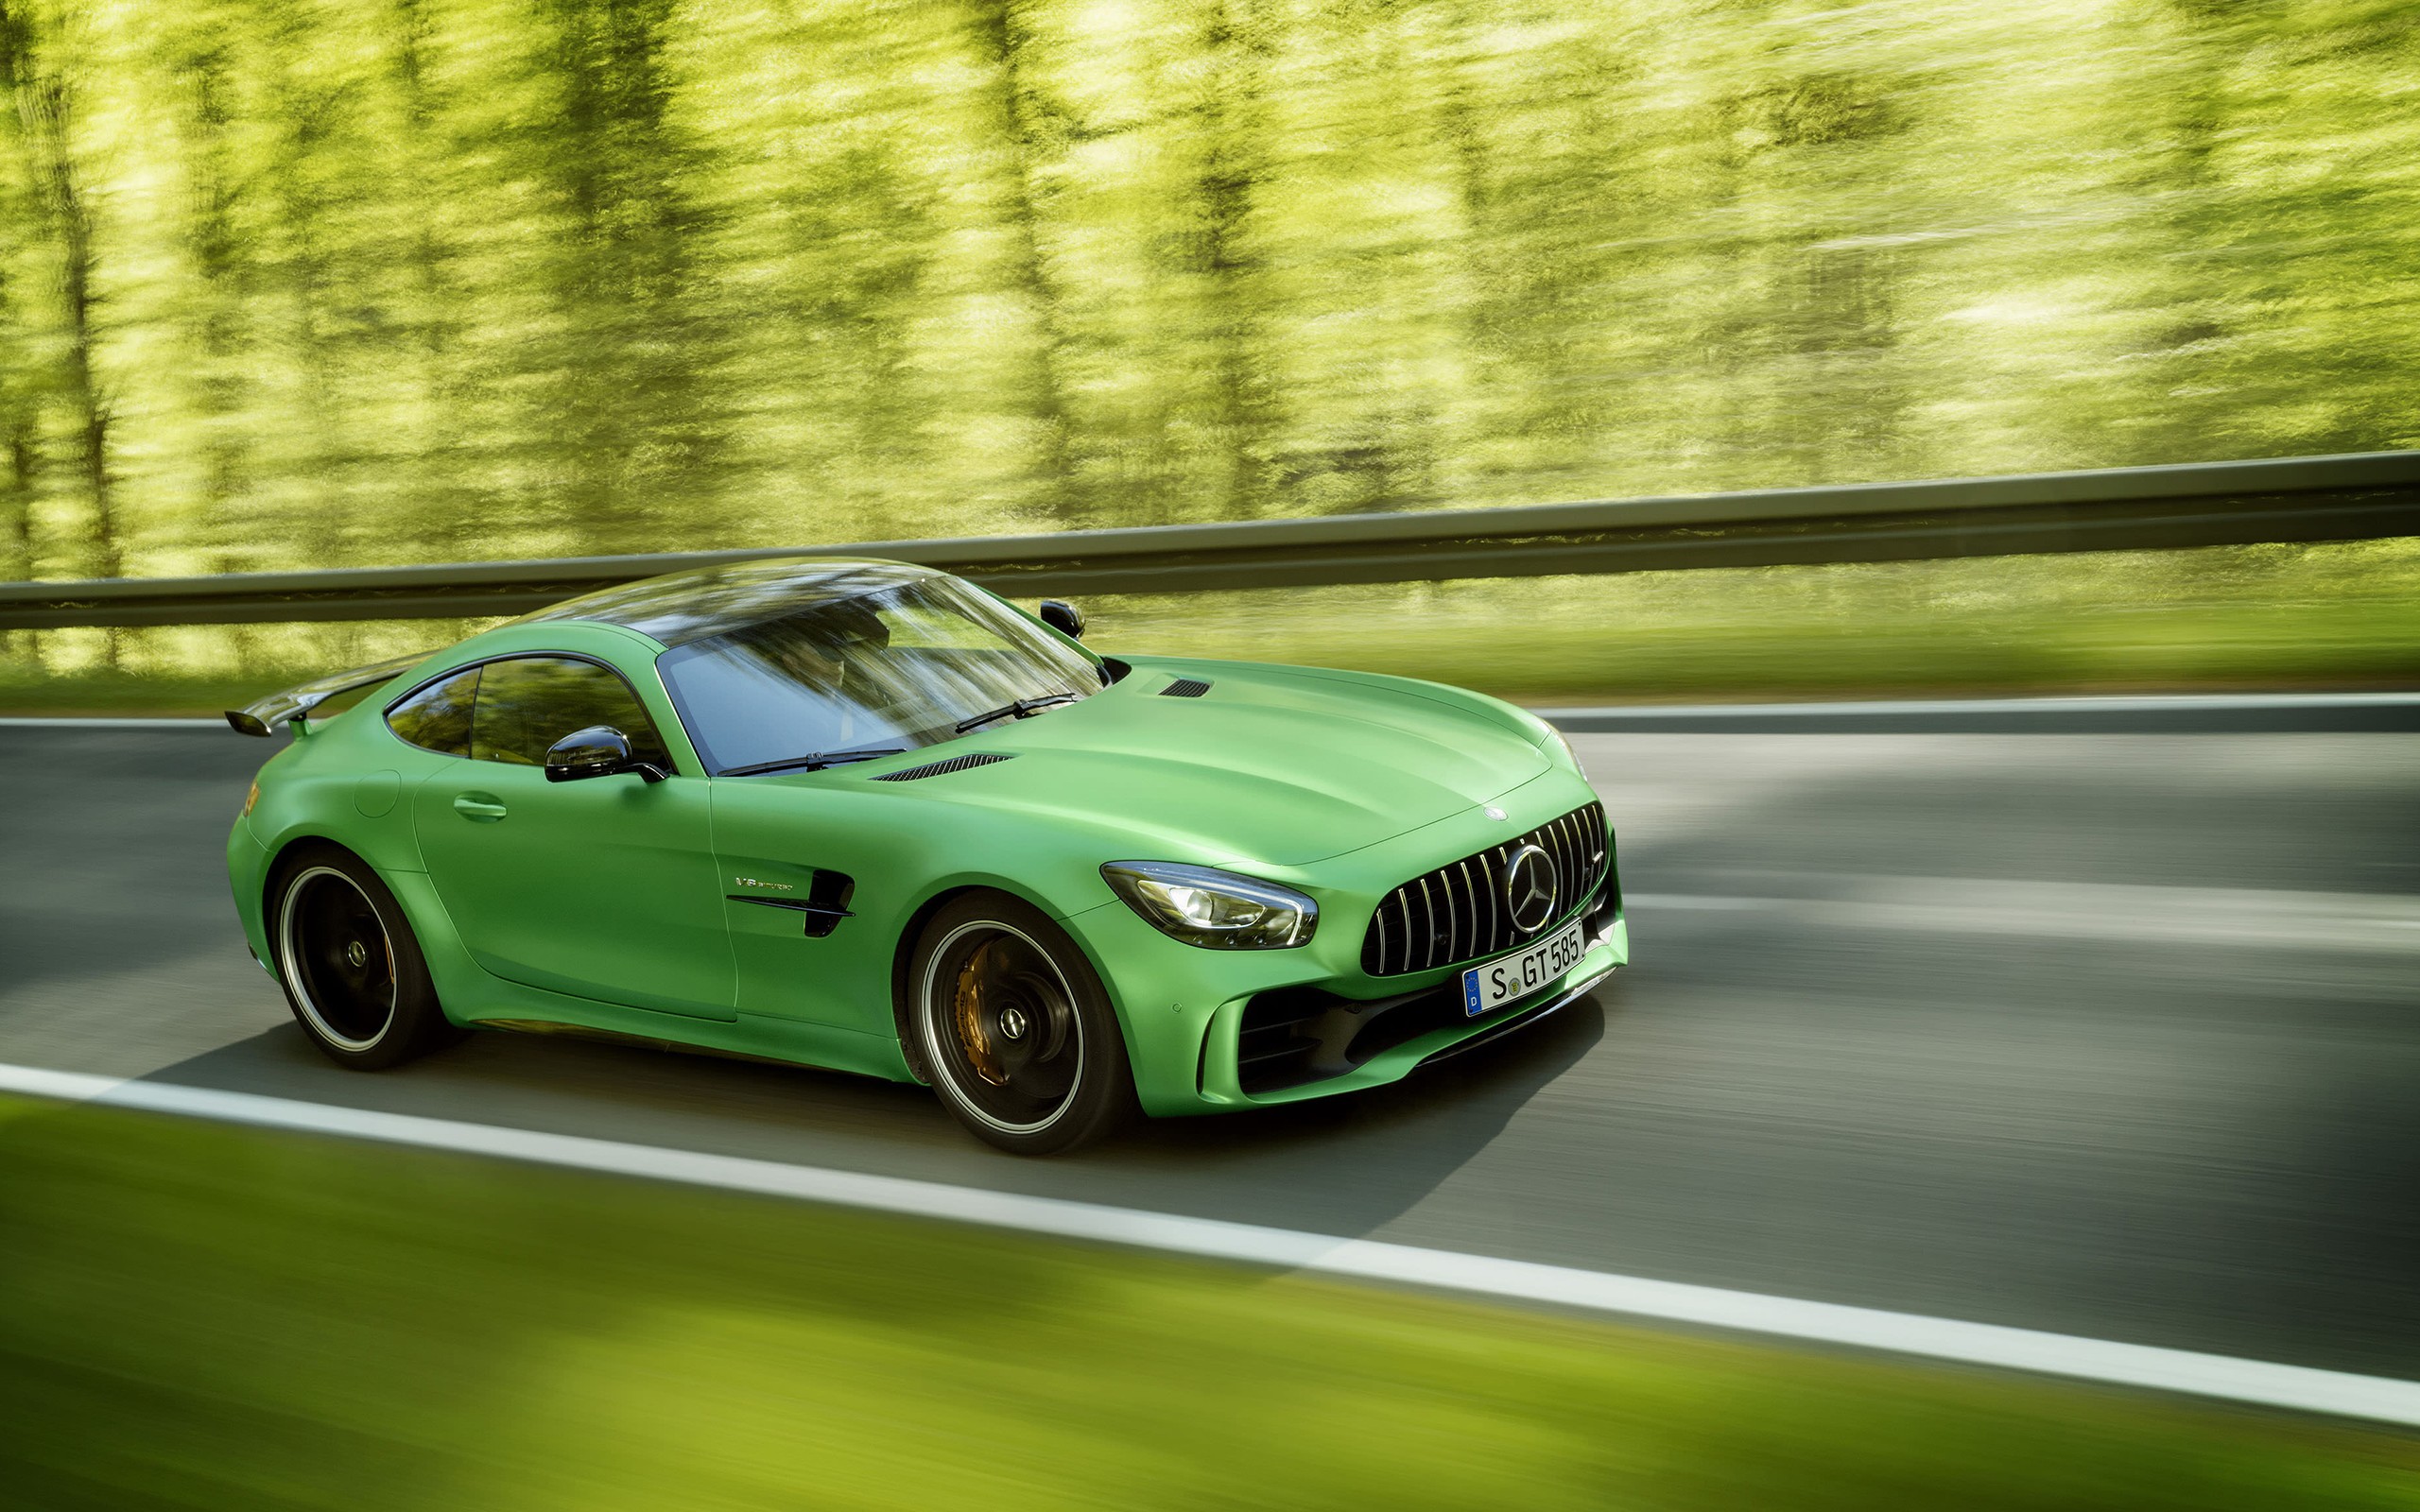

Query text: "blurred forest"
[0, 0, 2413, 593]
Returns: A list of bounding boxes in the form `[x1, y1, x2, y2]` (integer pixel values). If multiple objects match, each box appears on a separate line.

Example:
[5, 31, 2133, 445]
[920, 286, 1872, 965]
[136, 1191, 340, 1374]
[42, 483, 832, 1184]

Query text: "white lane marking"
[1543, 692, 2420, 719]
[3, 1059, 2414, 1428]
[0, 715, 227, 728]
[1629, 879, 2420, 953]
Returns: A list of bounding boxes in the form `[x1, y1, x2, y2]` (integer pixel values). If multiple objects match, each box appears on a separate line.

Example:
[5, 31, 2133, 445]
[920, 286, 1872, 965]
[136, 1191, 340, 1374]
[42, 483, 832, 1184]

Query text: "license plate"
[1461, 919, 1589, 1017]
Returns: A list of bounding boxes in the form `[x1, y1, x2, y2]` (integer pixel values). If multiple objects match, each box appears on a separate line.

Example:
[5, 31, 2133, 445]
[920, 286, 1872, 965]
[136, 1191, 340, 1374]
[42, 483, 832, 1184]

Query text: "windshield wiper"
[954, 693, 1080, 733]
[718, 747, 906, 778]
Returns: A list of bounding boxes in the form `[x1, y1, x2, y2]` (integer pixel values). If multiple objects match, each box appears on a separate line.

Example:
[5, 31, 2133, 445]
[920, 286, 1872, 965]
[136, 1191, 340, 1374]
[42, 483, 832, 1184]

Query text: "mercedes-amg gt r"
[225, 558, 1625, 1153]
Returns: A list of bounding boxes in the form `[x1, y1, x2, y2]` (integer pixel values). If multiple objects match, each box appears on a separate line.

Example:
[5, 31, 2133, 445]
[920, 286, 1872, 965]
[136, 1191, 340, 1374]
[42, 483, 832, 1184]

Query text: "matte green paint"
[229, 591, 1626, 1118]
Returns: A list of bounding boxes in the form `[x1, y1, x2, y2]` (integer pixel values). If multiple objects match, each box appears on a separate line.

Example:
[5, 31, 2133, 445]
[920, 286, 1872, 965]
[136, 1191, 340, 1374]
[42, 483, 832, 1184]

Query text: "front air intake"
[873, 752, 1016, 782]
[1160, 678, 1213, 697]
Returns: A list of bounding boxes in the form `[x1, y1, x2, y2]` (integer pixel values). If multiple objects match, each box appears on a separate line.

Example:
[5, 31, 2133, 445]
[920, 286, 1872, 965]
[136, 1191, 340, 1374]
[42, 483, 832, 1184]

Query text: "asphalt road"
[2, 713, 2413, 1380]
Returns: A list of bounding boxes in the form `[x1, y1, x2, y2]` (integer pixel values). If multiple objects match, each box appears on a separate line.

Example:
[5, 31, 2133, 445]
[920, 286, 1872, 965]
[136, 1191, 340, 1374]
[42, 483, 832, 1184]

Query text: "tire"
[909, 891, 1137, 1156]
[269, 845, 459, 1070]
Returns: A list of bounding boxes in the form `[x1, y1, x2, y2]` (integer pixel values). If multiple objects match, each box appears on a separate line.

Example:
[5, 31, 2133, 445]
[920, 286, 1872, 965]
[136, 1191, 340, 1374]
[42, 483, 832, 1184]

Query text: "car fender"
[245, 706, 432, 881]
[712, 777, 1132, 1041]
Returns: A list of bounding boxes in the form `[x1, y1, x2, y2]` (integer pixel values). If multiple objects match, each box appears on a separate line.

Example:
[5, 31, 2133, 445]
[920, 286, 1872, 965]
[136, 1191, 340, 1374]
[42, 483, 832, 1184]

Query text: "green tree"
[0, 0, 2409, 674]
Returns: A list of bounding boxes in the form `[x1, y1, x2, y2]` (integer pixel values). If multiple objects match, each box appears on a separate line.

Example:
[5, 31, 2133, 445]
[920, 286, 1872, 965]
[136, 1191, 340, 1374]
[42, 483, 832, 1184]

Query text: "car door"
[407, 654, 736, 1021]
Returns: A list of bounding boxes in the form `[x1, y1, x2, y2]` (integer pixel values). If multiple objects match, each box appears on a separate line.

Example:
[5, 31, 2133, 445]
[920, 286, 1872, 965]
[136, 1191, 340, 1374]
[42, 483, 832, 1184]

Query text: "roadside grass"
[4, 540, 2414, 716]
[1084, 539, 2420, 704]
[0, 1093, 2412, 1512]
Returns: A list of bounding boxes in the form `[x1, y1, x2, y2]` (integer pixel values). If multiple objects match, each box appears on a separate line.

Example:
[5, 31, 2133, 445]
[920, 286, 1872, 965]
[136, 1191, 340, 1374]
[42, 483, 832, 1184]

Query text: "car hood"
[839, 658, 1554, 867]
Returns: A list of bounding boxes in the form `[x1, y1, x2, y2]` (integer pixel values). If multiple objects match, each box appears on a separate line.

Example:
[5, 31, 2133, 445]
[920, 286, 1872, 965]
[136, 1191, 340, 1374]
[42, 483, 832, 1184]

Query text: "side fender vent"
[1161, 678, 1213, 698]
[874, 752, 1016, 782]
[728, 868, 856, 938]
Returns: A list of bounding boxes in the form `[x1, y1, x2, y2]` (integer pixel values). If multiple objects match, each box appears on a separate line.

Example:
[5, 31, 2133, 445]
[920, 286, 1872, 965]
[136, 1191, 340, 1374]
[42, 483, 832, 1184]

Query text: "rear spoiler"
[223, 652, 431, 737]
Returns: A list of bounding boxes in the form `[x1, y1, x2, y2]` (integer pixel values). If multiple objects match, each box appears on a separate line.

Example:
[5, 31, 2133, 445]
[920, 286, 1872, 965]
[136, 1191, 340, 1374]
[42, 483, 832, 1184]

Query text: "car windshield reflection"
[656, 576, 1098, 775]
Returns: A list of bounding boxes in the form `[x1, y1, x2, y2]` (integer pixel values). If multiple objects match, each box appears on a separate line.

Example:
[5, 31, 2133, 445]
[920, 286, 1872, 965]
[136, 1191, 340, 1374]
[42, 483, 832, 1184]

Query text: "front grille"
[873, 752, 1014, 782]
[1360, 802, 1608, 976]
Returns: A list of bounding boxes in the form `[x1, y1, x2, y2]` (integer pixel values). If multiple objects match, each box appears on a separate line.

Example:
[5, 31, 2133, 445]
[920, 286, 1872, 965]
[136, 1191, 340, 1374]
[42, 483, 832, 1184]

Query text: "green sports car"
[225, 558, 1627, 1154]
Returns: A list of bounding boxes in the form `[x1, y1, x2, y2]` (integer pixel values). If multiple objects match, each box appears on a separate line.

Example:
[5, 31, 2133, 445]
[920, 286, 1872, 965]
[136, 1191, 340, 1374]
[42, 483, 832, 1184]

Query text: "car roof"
[513, 556, 944, 648]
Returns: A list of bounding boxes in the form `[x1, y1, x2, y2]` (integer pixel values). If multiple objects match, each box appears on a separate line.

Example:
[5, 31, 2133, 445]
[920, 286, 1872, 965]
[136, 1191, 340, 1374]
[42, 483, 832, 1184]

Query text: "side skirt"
[452, 998, 917, 1087]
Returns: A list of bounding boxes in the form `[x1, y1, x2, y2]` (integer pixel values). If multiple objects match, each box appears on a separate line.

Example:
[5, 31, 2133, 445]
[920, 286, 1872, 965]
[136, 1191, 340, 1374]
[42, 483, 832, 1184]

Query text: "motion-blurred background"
[0, 0, 2412, 707]
[2, 4, 2417, 1509]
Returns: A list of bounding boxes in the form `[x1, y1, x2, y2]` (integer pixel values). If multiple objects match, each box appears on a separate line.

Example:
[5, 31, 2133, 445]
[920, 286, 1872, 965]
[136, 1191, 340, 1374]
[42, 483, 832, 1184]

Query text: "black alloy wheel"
[911, 892, 1135, 1155]
[271, 847, 458, 1070]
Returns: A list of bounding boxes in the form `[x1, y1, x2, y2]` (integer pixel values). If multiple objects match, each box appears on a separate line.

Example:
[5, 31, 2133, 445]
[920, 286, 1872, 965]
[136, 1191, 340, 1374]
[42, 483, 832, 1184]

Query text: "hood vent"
[1161, 678, 1213, 698]
[874, 752, 1016, 782]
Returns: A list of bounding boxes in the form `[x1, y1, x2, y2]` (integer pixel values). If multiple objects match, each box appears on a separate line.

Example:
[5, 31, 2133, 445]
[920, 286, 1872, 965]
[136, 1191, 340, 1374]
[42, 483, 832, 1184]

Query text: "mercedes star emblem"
[1483, 805, 1508, 821]
[1502, 843, 1560, 932]
[998, 1005, 1029, 1041]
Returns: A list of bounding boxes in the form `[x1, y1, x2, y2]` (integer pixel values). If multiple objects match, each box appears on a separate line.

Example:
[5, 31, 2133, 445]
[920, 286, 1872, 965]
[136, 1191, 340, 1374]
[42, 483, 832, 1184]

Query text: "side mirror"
[544, 726, 666, 783]
[1039, 599, 1085, 640]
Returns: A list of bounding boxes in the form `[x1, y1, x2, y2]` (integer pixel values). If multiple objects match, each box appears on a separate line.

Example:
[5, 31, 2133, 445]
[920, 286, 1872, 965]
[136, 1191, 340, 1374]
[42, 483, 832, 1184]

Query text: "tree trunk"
[966, 0, 1080, 524]
[1186, 0, 1273, 520]
[0, 406, 31, 660]
[0, 0, 119, 663]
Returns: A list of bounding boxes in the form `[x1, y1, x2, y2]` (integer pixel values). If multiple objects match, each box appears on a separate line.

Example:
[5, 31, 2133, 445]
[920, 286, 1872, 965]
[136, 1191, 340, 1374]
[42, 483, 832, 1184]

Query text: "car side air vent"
[873, 752, 1016, 782]
[1161, 678, 1213, 698]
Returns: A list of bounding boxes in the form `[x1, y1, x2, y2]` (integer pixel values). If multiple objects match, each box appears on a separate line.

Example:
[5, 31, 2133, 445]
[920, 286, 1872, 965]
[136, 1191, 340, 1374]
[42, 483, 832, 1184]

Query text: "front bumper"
[1061, 772, 1627, 1116]
[1202, 883, 1626, 1106]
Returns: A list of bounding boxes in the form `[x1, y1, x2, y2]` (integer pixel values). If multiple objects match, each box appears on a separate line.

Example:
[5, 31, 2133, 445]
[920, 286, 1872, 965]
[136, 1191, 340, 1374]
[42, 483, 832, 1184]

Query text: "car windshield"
[655, 576, 1099, 775]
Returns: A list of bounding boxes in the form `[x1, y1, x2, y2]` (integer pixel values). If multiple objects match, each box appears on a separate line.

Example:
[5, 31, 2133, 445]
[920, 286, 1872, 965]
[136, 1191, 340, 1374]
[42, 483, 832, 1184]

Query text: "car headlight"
[1100, 862, 1318, 949]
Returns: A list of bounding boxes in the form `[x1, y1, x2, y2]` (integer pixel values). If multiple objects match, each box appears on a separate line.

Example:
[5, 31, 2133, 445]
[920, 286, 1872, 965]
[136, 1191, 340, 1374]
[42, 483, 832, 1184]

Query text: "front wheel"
[910, 893, 1137, 1156]
[270, 846, 459, 1070]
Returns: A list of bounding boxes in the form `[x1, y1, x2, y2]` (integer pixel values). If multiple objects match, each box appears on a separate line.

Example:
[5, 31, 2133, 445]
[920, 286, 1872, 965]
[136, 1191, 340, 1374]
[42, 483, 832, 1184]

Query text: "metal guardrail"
[3, 451, 2415, 629]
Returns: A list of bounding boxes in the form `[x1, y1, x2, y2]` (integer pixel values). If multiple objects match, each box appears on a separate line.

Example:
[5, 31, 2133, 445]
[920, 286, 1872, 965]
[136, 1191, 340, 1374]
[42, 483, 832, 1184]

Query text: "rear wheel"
[271, 847, 458, 1070]
[910, 892, 1135, 1156]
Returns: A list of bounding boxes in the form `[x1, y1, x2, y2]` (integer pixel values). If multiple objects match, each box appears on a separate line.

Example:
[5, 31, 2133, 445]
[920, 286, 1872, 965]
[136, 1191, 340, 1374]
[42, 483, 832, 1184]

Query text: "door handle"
[452, 793, 508, 822]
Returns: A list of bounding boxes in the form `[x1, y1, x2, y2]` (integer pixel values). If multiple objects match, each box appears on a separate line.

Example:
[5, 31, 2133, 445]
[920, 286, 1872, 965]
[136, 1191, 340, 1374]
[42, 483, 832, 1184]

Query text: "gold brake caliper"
[953, 941, 1008, 1085]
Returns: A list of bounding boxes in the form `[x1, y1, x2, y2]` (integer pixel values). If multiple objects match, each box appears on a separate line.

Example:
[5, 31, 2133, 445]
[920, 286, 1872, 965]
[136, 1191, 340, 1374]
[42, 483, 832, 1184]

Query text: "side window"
[470, 657, 673, 770]
[385, 668, 478, 757]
